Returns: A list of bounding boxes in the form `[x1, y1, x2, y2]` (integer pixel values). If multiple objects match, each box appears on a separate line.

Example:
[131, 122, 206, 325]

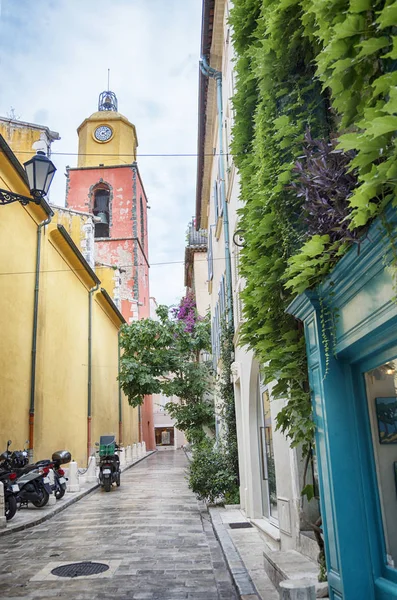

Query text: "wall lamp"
[0, 151, 56, 206]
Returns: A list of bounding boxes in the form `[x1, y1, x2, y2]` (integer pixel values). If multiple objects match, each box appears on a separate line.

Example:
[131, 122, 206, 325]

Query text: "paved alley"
[0, 450, 239, 600]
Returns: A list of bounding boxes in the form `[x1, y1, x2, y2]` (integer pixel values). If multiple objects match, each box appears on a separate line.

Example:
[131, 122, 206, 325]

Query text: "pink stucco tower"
[66, 90, 155, 450]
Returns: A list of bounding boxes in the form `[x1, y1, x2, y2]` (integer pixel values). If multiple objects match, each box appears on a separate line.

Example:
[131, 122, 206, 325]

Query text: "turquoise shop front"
[288, 207, 397, 600]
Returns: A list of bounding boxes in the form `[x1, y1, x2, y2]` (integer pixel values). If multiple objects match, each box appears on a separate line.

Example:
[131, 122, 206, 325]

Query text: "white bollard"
[137, 442, 143, 458]
[119, 447, 126, 467]
[126, 445, 132, 462]
[132, 443, 138, 460]
[279, 579, 316, 600]
[67, 461, 80, 493]
[142, 441, 146, 454]
[85, 455, 98, 483]
[48, 470, 56, 505]
[0, 482, 6, 529]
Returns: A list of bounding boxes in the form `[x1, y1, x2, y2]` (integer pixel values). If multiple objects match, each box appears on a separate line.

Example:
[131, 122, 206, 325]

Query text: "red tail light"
[9, 472, 17, 481]
[42, 467, 50, 475]
[57, 469, 64, 476]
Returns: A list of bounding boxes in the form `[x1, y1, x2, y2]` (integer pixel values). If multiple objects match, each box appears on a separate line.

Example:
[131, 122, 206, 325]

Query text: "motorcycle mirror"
[7, 440, 12, 447]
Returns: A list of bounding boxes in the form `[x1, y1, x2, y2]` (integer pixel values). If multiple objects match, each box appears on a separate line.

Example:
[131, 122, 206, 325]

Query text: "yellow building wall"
[91, 296, 119, 447]
[53, 208, 90, 250]
[0, 120, 56, 165]
[77, 111, 137, 168]
[96, 265, 116, 299]
[91, 295, 138, 448]
[0, 172, 38, 453]
[122, 393, 139, 446]
[33, 225, 89, 466]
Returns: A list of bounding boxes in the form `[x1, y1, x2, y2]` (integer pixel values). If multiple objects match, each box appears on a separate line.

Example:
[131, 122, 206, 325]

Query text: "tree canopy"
[119, 302, 214, 442]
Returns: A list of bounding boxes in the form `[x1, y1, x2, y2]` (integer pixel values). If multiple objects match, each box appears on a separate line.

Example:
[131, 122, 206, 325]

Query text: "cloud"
[0, 0, 201, 306]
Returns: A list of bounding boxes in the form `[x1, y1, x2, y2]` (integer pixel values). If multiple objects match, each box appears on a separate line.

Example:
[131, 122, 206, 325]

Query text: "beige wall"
[193, 252, 210, 317]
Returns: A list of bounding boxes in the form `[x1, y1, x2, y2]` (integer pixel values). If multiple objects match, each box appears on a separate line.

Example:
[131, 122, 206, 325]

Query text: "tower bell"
[98, 90, 118, 112]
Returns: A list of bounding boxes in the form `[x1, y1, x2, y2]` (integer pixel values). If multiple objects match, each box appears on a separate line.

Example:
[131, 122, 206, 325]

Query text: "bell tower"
[66, 89, 155, 451]
[66, 90, 150, 322]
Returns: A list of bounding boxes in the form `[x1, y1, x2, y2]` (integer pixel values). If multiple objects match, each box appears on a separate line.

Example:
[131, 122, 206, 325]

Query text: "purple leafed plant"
[293, 130, 364, 243]
[173, 292, 199, 332]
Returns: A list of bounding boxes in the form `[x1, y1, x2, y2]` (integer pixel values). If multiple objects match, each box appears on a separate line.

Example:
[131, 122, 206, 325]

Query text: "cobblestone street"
[0, 450, 239, 600]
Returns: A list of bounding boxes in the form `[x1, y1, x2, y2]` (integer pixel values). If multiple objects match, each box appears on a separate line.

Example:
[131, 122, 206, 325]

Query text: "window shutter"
[217, 159, 223, 217]
[214, 181, 219, 222]
[208, 230, 213, 281]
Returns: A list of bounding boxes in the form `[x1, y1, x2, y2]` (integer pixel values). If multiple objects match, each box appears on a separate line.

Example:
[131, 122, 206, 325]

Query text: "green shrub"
[188, 439, 239, 504]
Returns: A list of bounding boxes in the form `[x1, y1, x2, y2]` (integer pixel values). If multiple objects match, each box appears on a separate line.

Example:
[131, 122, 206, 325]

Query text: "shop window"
[365, 359, 397, 568]
[93, 188, 110, 238]
[258, 381, 278, 523]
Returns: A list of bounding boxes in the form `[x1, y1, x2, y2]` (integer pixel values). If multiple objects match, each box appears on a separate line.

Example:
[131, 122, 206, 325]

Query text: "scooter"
[50, 451, 70, 499]
[0, 467, 18, 520]
[96, 435, 121, 492]
[1, 441, 52, 508]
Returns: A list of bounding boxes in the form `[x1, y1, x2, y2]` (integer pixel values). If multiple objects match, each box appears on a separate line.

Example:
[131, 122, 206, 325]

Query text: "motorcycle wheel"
[5, 494, 17, 521]
[116, 473, 121, 487]
[55, 484, 66, 500]
[104, 478, 111, 492]
[32, 488, 49, 508]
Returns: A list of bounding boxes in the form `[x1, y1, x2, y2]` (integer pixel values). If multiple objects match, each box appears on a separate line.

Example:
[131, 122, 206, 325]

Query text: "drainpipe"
[118, 330, 122, 445]
[200, 56, 233, 325]
[87, 282, 100, 462]
[29, 211, 53, 462]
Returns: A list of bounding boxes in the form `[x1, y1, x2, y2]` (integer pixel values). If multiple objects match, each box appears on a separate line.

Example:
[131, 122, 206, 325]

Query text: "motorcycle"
[96, 435, 121, 492]
[0, 466, 18, 520]
[50, 451, 71, 499]
[0, 441, 52, 508]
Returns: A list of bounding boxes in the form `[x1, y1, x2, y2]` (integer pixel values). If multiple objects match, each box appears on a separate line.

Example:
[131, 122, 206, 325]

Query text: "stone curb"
[184, 448, 259, 599]
[0, 450, 157, 537]
[209, 507, 260, 600]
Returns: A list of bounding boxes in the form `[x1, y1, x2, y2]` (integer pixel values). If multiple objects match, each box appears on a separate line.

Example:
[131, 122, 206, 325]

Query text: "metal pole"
[87, 282, 99, 462]
[29, 213, 52, 462]
[118, 329, 122, 445]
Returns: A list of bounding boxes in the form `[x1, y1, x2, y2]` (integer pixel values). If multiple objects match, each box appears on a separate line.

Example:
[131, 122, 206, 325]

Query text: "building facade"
[0, 134, 139, 465]
[195, 0, 319, 567]
[289, 205, 397, 599]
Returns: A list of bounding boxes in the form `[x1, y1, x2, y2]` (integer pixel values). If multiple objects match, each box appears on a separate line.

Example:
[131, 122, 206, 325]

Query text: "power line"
[0, 148, 235, 158]
[0, 255, 228, 277]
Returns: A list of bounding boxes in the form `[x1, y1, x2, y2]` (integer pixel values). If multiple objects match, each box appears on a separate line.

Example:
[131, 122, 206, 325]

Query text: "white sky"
[0, 0, 202, 306]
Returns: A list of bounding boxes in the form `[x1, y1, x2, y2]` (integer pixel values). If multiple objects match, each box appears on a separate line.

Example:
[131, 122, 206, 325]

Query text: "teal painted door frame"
[288, 206, 397, 600]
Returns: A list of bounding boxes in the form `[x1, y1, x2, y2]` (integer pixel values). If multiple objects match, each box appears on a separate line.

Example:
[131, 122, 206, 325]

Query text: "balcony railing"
[186, 218, 207, 247]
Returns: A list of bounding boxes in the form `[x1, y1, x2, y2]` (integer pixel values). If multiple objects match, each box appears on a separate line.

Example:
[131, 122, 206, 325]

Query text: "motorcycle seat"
[14, 464, 40, 475]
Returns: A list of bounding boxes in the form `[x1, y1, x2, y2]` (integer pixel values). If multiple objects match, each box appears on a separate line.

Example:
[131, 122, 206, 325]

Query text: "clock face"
[94, 125, 112, 142]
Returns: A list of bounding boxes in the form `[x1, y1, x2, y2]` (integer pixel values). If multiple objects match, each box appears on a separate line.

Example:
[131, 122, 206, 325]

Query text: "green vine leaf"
[356, 36, 390, 58]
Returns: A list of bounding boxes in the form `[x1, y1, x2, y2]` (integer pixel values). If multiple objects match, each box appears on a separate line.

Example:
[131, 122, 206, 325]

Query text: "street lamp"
[0, 151, 56, 206]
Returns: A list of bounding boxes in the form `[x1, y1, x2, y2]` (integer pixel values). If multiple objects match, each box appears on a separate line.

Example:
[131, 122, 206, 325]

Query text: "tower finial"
[98, 87, 118, 112]
[107, 68, 110, 90]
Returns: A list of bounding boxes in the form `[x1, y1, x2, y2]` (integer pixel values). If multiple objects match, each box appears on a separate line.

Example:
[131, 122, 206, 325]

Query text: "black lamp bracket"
[233, 229, 245, 248]
[0, 189, 31, 206]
